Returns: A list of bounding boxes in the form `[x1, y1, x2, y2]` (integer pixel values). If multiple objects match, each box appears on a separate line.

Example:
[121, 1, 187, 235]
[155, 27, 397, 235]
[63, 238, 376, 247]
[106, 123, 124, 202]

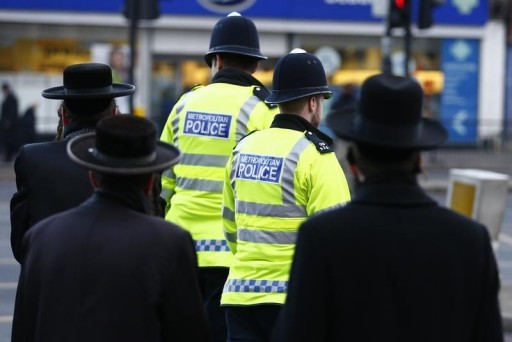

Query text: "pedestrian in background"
[221, 49, 351, 341]
[0, 82, 19, 162]
[159, 12, 278, 342]
[12, 115, 209, 342]
[274, 74, 503, 342]
[10, 63, 134, 263]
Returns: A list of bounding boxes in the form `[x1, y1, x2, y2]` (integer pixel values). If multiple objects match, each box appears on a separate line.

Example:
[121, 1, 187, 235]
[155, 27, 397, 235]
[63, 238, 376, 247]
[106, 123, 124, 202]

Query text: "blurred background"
[0, 0, 508, 147]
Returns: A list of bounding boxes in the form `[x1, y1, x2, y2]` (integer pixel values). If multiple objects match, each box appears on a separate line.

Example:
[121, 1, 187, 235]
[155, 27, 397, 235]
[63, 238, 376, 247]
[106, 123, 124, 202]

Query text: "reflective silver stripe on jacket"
[280, 137, 310, 204]
[160, 168, 176, 199]
[171, 92, 194, 145]
[224, 230, 237, 243]
[195, 239, 230, 252]
[238, 228, 297, 244]
[236, 95, 260, 141]
[176, 177, 223, 193]
[224, 279, 288, 293]
[235, 201, 306, 218]
[180, 153, 229, 167]
[222, 207, 236, 222]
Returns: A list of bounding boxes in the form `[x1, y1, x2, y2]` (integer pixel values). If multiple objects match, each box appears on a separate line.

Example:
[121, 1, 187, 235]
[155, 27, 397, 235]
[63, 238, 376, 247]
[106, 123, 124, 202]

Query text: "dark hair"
[96, 172, 151, 190]
[352, 143, 421, 175]
[217, 53, 259, 71]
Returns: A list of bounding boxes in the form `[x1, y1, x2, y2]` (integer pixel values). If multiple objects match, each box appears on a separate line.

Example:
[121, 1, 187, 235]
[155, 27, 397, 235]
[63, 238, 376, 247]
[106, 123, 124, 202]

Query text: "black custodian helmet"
[204, 12, 267, 67]
[265, 49, 333, 104]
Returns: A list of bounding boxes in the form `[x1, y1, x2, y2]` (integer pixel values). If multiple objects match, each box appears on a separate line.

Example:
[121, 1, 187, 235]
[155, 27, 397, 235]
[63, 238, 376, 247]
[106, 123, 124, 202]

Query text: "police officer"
[159, 12, 278, 342]
[221, 49, 351, 341]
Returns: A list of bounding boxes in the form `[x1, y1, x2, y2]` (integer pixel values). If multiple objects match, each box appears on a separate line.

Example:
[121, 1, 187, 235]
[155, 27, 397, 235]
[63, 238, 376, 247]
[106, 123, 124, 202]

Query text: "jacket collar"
[270, 114, 334, 146]
[352, 172, 437, 207]
[212, 67, 268, 89]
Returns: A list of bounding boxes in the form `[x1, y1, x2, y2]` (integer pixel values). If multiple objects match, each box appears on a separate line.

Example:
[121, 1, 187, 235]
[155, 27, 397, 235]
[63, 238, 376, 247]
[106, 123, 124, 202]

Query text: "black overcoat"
[12, 193, 209, 342]
[10, 127, 94, 262]
[275, 172, 503, 342]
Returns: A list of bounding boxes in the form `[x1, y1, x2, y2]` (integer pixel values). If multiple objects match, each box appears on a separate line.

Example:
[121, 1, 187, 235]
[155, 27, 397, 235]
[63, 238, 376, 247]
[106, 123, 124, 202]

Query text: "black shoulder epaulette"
[177, 83, 204, 101]
[234, 130, 258, 149]
[304, 131, 334, 154]
[253, 86, 278, 109]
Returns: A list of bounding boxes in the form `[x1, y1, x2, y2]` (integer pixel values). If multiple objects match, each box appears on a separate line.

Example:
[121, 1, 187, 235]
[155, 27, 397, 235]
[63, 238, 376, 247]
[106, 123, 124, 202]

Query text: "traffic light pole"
[404, 21, 411, 77]
[382, 17, 392, 75]
[128, 0, 138, 115]
[383, 0, 412, 77]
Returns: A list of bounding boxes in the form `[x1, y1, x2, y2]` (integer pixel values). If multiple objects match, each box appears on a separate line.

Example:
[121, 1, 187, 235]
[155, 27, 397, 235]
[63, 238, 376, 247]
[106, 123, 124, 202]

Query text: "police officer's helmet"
[265, 49, 333, 104]
[204, 12, 267, 67]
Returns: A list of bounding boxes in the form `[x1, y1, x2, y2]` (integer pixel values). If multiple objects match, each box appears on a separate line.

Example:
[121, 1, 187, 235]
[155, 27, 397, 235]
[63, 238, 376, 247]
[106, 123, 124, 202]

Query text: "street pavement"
[2, 146, 512, 340]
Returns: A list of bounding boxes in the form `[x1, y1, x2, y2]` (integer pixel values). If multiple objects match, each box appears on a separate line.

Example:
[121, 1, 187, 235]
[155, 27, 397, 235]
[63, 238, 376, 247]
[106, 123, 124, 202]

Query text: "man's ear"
[346, 145, 363, 181]
[143, 174, 156, 196]
[89, 171, 98, 189]
[214, 54, 224, 70]
[414, 154, 423, 174]
[61, 106, 70, 126]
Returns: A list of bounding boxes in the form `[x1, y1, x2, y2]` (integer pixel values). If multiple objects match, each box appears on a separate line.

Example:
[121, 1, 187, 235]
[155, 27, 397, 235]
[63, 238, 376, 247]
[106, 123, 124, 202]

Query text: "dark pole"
[404, 22, 411, 77]
[382, 0, 393, 75]
[128, 0, 138, 115]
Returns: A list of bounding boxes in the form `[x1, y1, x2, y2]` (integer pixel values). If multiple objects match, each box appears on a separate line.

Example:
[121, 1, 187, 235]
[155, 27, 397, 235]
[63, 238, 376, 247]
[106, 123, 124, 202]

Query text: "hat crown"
[208, 13, 261, 55]
[95, 115, 156, 161]
[272, 52, 328, 93]
[265, 50, 332, 104]
[359, 74, 423, 125]
[63, 63, 114, 93]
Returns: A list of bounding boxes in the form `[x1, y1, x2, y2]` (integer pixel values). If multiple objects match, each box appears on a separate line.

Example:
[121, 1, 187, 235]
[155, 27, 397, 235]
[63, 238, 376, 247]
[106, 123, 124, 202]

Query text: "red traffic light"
[394, 0, 406, 9]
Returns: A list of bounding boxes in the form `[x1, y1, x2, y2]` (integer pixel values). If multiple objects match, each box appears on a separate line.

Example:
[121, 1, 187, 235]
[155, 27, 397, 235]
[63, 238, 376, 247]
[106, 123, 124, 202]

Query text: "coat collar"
[352, 172, 438, 207]
[212, 67, 268, 89]
[270, 114, 334, 146]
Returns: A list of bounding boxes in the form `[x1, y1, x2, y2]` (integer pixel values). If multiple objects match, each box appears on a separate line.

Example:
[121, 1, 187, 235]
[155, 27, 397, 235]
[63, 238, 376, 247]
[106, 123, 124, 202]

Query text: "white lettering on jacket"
[236, 153, 284, 184]
[183, 111, 232, 139]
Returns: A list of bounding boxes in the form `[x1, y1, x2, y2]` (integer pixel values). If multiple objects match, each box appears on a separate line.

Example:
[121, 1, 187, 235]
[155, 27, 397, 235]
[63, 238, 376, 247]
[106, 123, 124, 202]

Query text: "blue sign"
[183, 111, 232, 139]
[0, 0, 487, 26]
[236, 153, 284, 184]
[439, 39, 479, 144]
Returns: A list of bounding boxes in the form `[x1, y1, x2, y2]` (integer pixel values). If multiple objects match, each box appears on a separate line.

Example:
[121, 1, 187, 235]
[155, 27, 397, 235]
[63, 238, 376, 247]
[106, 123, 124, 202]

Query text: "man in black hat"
[274, 74, 503, 341]
[12, 115, 209, 342]
[220, 49, 351, 341]
[10, 63, 135, 263]
[159, 12, 278, 342]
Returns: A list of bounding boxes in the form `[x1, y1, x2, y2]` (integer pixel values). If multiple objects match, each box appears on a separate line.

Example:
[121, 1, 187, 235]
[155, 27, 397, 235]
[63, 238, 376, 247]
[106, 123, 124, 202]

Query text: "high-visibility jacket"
[160, 70, 278, 268]
[221, 114, 351, 305]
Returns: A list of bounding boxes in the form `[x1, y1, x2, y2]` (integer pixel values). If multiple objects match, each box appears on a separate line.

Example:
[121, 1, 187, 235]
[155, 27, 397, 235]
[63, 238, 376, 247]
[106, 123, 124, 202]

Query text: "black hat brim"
[67, 133, 181, 175]
[266, 89, 333, 104]
[42, 83, 135, 99]
[327, 109, 448, 150]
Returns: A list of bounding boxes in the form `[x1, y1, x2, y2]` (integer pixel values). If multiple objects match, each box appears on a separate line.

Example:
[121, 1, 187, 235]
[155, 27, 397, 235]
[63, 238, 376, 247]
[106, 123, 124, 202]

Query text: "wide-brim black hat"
[327, 74, 447, 150]
[266, 49, 332, 104]
[67, 116, 181, 175]
[42, 63, 135, 99]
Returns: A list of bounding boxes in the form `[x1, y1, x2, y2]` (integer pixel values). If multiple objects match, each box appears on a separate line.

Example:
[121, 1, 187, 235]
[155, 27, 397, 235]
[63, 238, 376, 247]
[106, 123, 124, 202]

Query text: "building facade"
[0, 0, 504, 145]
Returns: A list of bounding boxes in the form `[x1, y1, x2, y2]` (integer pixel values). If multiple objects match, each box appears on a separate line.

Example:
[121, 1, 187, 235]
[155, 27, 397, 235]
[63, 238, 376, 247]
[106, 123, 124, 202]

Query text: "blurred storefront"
[0, 0, 504, 145]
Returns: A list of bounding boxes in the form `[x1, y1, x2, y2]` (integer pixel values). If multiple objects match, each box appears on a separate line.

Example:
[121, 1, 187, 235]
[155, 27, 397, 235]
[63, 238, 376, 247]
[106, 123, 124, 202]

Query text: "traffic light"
[123, 0, 160, 20]
[388, 0, 411, 29]
[418, 0, 443, 29]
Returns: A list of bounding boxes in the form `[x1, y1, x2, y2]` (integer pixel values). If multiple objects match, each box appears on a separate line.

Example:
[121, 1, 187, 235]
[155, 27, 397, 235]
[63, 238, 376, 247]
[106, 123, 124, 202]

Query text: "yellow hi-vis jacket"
[221, 114, 351, 305]
[160, 79, 278, 268]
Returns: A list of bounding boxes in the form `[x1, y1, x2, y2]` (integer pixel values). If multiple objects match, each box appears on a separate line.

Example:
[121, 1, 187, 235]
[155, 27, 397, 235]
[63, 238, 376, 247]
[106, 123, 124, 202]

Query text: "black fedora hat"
[67, 115, 181, 175]
[204, 12, 266, 67]
[327, 74, 447, 150]
[265, 49, 332, 104]
[42, 63, 135, 99]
